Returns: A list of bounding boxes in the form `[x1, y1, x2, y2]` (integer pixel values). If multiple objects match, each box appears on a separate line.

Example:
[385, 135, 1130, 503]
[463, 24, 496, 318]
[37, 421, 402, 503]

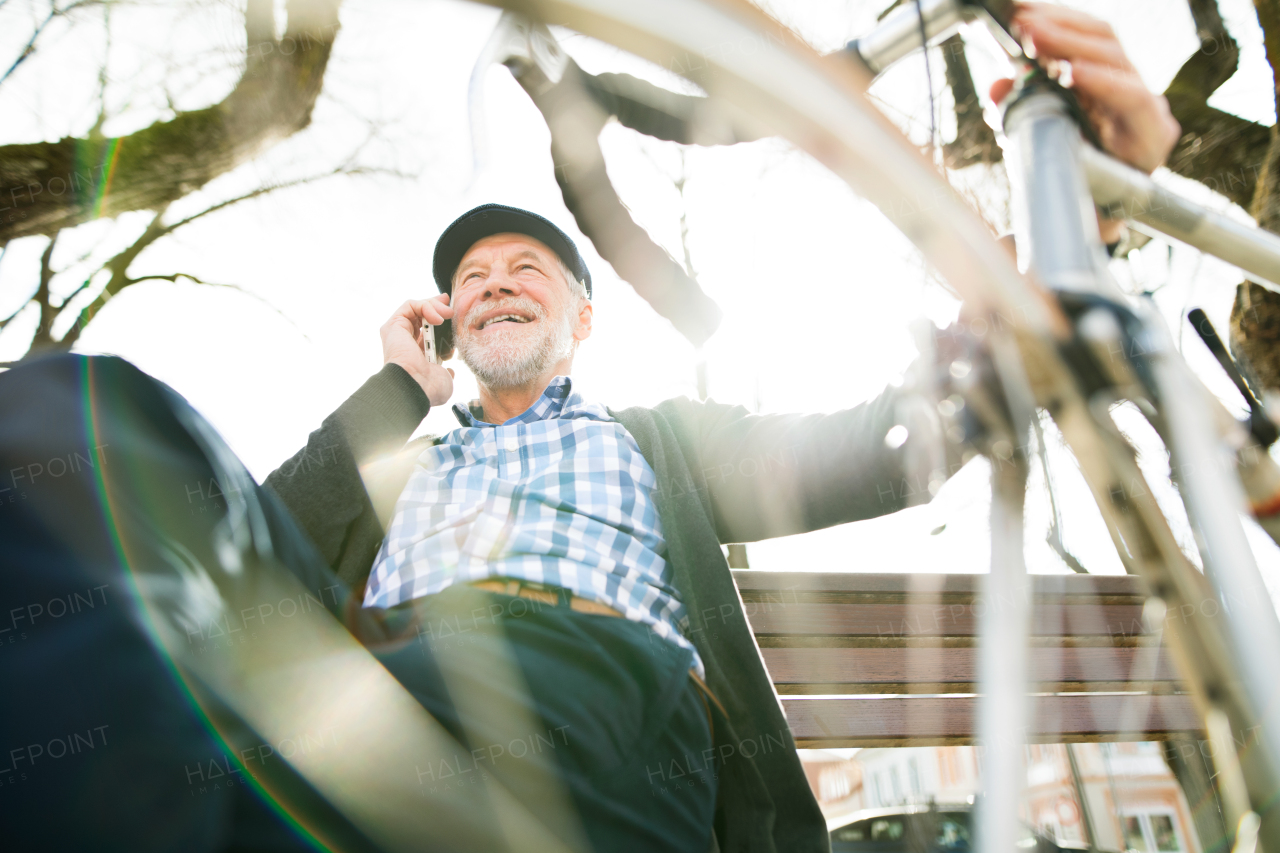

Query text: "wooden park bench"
[735, 571, 1200, 748]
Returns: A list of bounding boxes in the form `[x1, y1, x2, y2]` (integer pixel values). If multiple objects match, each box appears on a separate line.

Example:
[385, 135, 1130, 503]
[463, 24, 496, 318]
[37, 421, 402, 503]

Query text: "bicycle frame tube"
[1082, 147, 1280, 292]
[975, 371, 1032, 853]
[1002, 90, 1117, 296]
[1151, 335, 1280, 838]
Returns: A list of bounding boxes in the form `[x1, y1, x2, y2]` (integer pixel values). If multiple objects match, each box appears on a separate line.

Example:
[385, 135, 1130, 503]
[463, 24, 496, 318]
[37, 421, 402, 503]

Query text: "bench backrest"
[732, 571, 1199, 748]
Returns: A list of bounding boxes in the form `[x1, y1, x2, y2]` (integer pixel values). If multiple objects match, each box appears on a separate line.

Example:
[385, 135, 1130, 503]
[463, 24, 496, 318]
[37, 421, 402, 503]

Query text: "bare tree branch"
[674, 154, 697, 280]
[36, 162, 394, 353]
[56, 272, 98, 313]
[39, 209, 167, 352]
[87, 1, 111, 140]
[0, 0, 102, 90]
[28, 231, 58, 349]
[637, 141, 701, 277]
[0, 0, 344, 244]
[123, 273, 309, 339]
[941, 34, 1001, 169]
[1164, 0, 1270, 210]
[0, 300, 25, 331]
[161, 165, 408, 239]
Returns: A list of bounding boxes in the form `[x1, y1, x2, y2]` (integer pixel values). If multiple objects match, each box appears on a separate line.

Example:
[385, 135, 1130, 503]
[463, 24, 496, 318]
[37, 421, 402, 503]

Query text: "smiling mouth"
[478, 314, 533, 330]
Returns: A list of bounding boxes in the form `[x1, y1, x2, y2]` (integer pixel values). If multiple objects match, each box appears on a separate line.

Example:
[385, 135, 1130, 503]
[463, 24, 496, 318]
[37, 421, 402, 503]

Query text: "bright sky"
[3, 0, 1280, 590]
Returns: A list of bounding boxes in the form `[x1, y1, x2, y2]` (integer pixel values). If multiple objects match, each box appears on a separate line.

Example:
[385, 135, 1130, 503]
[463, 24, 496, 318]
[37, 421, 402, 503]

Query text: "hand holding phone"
[380, 295, 453, 406]
[422, 322, 438, 365]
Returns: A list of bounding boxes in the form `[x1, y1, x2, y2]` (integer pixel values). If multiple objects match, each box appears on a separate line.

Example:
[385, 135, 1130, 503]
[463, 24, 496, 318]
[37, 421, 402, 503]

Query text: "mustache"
[460, 297, 547, 330]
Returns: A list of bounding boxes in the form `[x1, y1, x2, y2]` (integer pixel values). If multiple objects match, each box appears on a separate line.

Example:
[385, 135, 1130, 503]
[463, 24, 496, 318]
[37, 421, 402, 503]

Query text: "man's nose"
[482, 270, 523, 299]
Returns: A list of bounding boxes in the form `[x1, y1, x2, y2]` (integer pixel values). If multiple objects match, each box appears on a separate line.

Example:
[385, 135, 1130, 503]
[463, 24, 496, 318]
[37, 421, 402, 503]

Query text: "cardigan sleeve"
[263, 364, 431, 568]
[688, 383, 914, 543]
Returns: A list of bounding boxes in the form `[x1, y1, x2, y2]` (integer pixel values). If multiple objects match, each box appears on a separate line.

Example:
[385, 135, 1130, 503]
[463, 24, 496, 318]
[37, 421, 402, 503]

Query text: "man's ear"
[573, 300, 593, 343]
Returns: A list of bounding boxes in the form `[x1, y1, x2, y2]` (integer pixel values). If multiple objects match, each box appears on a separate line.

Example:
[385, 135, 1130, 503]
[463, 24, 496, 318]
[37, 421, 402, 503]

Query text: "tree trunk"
[941, 34, 1001, 169]
[1164, 0, 1267, 210]
[1229, 0, 1280, 394]
[0, 0, 341, 246]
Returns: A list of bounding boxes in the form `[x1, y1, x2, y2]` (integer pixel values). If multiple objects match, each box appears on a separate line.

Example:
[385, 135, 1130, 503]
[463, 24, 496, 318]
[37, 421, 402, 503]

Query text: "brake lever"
[1188, 307, 1279, 448]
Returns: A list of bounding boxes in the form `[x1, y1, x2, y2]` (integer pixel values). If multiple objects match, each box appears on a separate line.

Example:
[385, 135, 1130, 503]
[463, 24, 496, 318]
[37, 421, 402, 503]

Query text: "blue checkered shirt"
[363, 376, 703, 676]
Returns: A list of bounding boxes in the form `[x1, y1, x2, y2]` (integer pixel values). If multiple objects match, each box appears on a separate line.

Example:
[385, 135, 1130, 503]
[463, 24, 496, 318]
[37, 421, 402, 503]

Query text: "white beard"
[456, 296, 576, 389]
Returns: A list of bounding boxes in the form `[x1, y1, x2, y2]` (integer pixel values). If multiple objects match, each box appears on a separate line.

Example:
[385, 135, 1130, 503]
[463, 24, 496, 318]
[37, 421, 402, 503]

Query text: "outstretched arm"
[691, 386, 911, 544]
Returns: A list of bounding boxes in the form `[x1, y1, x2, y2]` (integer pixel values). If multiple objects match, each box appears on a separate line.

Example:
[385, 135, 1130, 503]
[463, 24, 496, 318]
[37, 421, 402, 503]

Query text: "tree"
[0, 0, 352, 360]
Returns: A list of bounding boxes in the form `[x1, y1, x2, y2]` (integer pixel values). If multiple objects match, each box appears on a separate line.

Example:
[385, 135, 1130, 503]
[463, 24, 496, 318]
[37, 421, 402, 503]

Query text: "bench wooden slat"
[783, 694, 1200, 747]
[762, 646, 1180, 693]
[745, 601, 1149, 637]
[730, 572, 1200, 744]
[732, 570, 1147, 599]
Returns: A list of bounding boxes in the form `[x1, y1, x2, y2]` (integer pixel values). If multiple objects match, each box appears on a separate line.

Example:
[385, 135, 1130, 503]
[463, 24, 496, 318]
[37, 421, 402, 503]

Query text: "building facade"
[802, 743, 1203, 852]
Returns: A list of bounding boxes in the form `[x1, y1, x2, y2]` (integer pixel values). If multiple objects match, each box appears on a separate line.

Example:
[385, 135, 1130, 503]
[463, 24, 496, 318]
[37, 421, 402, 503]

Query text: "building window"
[1123, 812, 1184, 853]
[1150, 815, 1182, 852]
[940, 749, 956, 786]
[820, 768, 852, 803]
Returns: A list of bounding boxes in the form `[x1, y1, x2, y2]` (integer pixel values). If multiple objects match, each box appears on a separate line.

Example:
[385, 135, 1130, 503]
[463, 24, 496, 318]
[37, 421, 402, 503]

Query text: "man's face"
[451, 233, 591, 389]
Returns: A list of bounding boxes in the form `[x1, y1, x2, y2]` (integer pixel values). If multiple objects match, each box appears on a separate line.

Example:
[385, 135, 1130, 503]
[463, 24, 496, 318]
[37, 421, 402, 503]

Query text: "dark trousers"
[0, 354, 716, 852]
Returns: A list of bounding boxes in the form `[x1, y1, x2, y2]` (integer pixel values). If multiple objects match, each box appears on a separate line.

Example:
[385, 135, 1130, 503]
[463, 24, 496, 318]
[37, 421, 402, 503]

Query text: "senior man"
[0, 5, 1178, 851]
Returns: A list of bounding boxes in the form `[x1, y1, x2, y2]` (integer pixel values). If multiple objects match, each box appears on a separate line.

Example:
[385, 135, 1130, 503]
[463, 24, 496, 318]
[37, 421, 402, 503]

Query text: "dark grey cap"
[432, 203, 592, 297]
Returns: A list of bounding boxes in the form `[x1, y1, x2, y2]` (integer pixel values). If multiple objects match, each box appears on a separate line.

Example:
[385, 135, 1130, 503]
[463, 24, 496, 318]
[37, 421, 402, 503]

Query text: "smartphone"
[423, 322, 439, 365]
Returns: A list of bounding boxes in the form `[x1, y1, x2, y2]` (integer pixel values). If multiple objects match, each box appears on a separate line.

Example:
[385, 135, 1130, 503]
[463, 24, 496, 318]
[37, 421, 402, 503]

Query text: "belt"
[689, 668, 726, 740]
[469, 578, 623, 617]
[469, 578, 725, 736]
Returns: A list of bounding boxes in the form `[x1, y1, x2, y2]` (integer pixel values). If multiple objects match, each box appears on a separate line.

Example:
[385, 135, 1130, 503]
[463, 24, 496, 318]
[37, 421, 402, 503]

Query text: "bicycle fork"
[1003, 83, 1280, 853]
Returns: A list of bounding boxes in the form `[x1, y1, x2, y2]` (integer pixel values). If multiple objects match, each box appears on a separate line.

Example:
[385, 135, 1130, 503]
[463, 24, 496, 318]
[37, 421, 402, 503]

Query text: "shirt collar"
[452, 376, 577, 427]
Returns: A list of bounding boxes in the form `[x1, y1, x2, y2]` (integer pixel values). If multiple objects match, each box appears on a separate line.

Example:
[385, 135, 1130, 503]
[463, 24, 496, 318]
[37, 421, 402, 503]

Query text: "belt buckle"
[511, 579, 566, 607]
[487, 577, 579, 611]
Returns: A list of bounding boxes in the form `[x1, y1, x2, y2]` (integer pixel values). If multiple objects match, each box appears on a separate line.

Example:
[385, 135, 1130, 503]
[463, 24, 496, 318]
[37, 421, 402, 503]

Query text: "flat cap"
[432, 203, 592, 297]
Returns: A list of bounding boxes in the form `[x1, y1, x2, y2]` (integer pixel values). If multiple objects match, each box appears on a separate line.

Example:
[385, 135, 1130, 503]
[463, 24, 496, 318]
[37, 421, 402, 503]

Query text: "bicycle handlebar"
[844, 0, 1019, 76]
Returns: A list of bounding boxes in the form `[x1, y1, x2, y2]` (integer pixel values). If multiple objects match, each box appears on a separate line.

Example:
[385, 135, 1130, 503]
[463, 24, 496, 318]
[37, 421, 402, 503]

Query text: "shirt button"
[505, 438, 519, 452]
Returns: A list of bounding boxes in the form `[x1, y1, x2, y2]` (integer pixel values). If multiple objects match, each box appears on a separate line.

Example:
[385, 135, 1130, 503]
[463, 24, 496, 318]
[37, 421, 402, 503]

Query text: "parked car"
[830, 805, 1091, 853]
[830, 805, 973, 853]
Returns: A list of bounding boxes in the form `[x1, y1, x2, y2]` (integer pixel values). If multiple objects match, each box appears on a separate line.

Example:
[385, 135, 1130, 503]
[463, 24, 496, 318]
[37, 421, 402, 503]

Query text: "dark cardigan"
[264, 364, 910, 853]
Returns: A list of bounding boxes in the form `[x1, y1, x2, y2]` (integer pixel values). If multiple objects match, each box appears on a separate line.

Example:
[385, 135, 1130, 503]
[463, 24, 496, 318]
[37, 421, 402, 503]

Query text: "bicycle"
[464, 2, 1280, 853]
